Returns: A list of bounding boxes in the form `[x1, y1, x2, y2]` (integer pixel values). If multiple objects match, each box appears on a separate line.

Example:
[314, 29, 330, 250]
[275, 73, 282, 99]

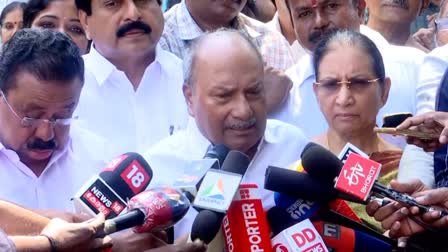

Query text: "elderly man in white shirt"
[272, 0, 424, 146]
[74, 0, 189, 157]
[145, 29, 309, 239]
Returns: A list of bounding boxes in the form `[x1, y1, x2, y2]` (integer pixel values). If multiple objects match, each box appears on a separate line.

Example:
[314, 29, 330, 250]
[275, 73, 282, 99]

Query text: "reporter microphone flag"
[222, 184, 272, 252]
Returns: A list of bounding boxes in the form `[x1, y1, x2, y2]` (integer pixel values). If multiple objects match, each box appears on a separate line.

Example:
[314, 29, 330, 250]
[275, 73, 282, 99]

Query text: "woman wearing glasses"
[311, 30, 402, 230]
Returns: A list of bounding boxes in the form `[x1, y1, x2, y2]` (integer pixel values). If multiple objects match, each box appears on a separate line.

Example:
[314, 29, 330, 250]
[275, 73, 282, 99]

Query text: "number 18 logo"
[121, 160, 151, 193]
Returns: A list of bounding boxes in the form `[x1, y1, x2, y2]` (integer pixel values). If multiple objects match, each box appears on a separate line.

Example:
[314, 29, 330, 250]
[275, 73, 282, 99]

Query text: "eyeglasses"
[436, 17, 448, 32]
[314, 77, 380, 94]
[0, 91, 78, 129]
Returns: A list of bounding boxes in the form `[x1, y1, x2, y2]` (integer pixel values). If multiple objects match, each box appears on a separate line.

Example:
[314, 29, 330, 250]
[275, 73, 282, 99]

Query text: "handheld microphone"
[222, 184, 272, 252]
[99, 187, 190, 236]
[302, 146, 448, 217]
[73, 153, 153, 219]
[193, 150, 249, 212]
[271, 218, 329, 252]
[313, 221, 393, 252]
[190, 150, 250, 244]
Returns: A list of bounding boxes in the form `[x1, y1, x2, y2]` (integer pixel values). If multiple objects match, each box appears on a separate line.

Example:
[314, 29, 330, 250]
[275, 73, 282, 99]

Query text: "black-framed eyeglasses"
[314, 77, 380, 94]
[0, 90, 78, 128]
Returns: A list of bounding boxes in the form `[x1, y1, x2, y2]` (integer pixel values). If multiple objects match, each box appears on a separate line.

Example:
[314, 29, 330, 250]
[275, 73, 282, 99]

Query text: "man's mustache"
[226, 118, 257, 130]
[308, 28, 338, 44]
[116, 21, 152, 38]
[27, 139, 56, 150]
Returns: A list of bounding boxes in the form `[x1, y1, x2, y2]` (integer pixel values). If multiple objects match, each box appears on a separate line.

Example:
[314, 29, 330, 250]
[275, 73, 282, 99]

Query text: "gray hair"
[182, 28, 264, 87]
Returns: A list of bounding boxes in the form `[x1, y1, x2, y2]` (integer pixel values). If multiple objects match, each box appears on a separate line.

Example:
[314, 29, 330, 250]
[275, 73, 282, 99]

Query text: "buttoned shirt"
[145, 119, 309, 238]
[266, 12, 307, 63]
[416, 44, 448, 115]
[0, 126, 108, 211]
[74, 45, 189, 157]
[160, 0, 294, 71]
[271, 26, 424, 144]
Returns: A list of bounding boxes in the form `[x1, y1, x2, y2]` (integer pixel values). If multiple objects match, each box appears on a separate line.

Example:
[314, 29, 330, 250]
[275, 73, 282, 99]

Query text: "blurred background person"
[411, 0, 441, 33]
[241, 0, 276, 23]
[365, 0, 430, 51]
[0, 1, 25, 43]
[311, 30, 402, 230]
[23, 0, 89, 54]
[266, 0, 306, 62]
[434, 0, 448, 47]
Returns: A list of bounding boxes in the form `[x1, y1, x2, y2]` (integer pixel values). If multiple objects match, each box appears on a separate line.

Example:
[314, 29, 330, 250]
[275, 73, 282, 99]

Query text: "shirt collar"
[0, 138, 70, 178]
[176, 1, 261, 41]
[84, 44, 165, 87]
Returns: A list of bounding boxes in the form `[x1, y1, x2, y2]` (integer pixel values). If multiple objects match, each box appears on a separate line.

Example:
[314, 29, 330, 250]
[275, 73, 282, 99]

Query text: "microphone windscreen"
[128, 187, 190, 233]
[221, 150, 250, 175]
[191, 210, 225, 244]
[300, 142, 321, 159]
[301, 144, 342, 181]
[100, 152, 153, 200]
[264, 166, 337, 202]
[267, 206, 297, 236]
[204, 144, 230, 167]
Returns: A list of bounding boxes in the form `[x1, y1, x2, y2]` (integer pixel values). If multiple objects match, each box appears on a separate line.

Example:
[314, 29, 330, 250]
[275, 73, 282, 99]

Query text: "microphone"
[265, 166, 364, 203]
[190, 150, 250, 244]
[193, 150, 249, 212]
[221, 184, 272, 252]
[301, 145, 448, 216]
[191, 210, 224, 244]
[99, 187, 190, 236]
[312, 221, 393, 252]
[268, 208, 393, 252]
[73, 152, 153, 219]
[175, 144, 229, 203]
[271, 218, 329, 252]
[203, 144, 230, 170]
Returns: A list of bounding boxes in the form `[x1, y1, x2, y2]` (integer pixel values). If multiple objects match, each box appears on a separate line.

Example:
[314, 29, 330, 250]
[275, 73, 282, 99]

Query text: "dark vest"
[434, 68, 448, 187]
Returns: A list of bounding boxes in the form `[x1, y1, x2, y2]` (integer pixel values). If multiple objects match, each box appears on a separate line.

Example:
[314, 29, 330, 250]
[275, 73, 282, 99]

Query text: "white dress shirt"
[416, 43, 448, 115]
[0, 126, 108, 211]
[145, 119, 309, 238]
[75, 46, 189, 157]
[271, 25, 424, 142]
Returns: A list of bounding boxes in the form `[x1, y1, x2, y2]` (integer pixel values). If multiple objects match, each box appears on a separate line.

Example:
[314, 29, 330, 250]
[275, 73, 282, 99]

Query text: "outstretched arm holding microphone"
[366, 179, 448, 238]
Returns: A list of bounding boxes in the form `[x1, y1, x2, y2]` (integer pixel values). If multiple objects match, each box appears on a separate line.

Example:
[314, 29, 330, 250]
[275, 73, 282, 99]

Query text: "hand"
[144, 240, 207, 252]
[263, 67, 293, 114]
[407, 27, 435, 53]
[413, 187, 448, 225]
[366, 180, 428, 238]
[397, 112, 448, 151]
[40, 213, 111, 251]
[110, 229, 167, 252]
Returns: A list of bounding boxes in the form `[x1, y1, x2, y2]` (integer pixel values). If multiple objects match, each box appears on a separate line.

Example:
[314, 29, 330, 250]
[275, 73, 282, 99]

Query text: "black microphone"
[264, 166, 364, 203]
[191, 150, 250, 244]
[191, 210, 225, 244]
[301, 144, 448, 217]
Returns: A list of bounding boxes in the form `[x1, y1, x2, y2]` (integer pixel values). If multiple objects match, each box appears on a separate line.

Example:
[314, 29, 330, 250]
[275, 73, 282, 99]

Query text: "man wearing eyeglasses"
[271, 0, 424, 147]
[0, 28, 109, 212]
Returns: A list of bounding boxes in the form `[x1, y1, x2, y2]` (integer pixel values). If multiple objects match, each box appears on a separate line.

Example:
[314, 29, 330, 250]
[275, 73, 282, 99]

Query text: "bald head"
[182, 29, 267, 154]
[183, 29, 264, 88]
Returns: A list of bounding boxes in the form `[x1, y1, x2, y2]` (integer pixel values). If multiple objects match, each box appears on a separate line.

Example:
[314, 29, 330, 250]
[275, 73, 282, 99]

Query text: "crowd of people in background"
[0, 0, 447, 251]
